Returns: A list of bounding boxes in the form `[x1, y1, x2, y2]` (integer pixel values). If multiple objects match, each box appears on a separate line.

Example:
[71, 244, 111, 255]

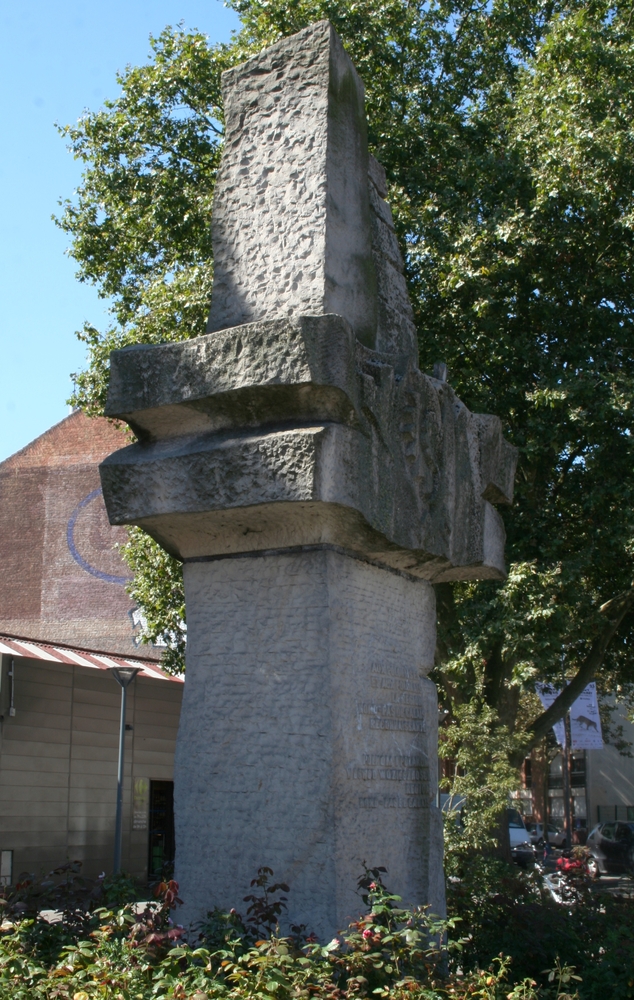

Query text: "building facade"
[0, 410, 146, 655]
[0, 413, 183, 884]
[517, 708, 634, 834]
[0, 638, 182, 884]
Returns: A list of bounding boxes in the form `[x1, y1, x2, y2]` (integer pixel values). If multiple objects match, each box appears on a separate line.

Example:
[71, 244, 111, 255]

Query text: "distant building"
[516, 709, 634, 834]
[0, 413, 182, 886]
[0, 410, 145, 655]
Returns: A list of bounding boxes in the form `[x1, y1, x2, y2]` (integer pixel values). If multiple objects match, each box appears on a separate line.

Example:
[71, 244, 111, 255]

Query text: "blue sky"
[0, 0, 240, 462]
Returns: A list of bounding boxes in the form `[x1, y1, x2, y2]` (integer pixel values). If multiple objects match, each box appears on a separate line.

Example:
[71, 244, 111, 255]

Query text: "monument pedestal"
[175, 547, 443, 938]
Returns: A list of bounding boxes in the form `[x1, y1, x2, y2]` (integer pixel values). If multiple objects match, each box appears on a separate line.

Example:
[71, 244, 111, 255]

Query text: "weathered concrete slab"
[106, 316, 359, 440]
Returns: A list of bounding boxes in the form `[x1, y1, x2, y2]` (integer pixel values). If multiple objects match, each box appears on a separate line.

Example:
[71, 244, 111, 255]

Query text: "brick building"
[0, 410, 143, 655]
[0, 412, 183, 885]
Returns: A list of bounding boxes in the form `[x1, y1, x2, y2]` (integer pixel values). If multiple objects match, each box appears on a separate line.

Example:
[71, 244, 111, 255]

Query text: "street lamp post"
[559, 656, 573, 850]
[111, 666, 141, 873]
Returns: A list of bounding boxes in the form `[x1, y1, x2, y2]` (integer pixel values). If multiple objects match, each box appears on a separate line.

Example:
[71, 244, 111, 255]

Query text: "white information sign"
[535, 682, 603, 750]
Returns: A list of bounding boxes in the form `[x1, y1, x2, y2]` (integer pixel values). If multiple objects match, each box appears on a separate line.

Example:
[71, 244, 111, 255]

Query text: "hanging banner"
[535, 682, 604, 750]
[569, 682, 604, 749]
[535, 684, 565, 746]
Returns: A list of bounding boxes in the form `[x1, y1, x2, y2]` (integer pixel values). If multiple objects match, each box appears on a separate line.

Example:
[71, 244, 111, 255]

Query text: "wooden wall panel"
[0, 656, 183, 881]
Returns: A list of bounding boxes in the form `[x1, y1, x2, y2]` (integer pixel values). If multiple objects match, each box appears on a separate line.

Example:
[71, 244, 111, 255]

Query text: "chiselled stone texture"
[207, 21, 377, 349]
[103, 315, 516, 580]
[175, 548, 444, 939]
[367, 156, 418, 357]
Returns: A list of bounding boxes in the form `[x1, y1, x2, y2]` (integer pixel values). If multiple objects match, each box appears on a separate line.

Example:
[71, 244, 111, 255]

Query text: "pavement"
[593, 874, 634, 897]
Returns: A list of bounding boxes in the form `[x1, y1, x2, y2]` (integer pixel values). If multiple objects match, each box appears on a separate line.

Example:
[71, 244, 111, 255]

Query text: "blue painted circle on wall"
[66, 488, 130, 586]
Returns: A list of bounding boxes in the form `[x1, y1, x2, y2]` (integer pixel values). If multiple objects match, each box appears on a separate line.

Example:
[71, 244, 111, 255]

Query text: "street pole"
[111, 667, 141, 874]
[559, 653, 573, 850]
[562, 710, 573, 850]
[542, 737, 550, 834]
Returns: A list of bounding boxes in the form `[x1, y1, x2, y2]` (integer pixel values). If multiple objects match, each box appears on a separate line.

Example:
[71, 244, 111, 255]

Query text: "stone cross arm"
[102, 310, 516, 580]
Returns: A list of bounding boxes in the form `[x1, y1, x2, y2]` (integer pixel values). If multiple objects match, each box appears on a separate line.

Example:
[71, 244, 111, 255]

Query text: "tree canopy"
[59, 0, 634, 812]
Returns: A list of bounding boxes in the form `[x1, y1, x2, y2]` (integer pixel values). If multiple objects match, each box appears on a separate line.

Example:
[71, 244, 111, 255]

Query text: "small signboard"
[132, 777, 149, 830]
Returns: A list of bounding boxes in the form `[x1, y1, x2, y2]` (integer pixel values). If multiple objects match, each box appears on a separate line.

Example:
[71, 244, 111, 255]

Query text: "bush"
[446, 854, 634, 999]
[1, 861, 632, 999]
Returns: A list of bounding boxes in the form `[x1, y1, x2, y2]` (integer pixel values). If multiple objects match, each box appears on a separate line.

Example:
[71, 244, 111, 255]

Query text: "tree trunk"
[490, 808, 512, 863]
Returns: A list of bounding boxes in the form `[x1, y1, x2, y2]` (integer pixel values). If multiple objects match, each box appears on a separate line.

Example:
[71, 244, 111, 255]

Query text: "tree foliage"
[428, 4, 634, 740]
[58, 25, 238, 415]
[58, 2, 634, 836]
[440, 700, 526, 856]
[118, 527, 187, 675]
[3, 861, 634, 998]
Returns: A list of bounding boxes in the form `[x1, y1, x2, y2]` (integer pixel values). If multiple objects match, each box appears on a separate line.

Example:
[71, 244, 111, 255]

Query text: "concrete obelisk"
[100, 21, 516, 938]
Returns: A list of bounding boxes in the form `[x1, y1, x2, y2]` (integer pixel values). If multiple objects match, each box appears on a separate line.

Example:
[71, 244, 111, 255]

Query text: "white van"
[507, 808, 530, 847]
[442, 798, 531, 848]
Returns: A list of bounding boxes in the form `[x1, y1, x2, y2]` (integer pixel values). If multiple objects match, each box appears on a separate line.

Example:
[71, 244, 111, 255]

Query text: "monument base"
[174, 546, 445, 940]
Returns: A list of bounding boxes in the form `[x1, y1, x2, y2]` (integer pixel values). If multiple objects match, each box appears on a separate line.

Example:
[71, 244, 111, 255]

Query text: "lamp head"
[111, 666, 141, 689]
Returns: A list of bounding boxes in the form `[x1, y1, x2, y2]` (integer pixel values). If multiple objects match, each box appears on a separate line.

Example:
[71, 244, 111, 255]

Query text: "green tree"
[59, 2, 634, 838]
[428, 4, 634, 747]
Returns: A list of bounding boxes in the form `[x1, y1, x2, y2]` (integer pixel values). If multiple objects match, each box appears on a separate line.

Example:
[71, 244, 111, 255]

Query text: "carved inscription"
[349, 664, 430, 810]
[356, 663, 427, 733]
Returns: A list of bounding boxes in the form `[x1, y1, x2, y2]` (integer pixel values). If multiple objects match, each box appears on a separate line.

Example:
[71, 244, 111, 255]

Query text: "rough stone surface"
[367, 158, 419, 357]
[99, 20, 517, 938]
[175, 548, 444, 938]
[207, 22, 377, 348]
[103, 315, 516, 580]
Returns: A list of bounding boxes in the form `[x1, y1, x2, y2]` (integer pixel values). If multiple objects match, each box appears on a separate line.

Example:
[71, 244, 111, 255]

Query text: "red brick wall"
[0, 412, 155, 657]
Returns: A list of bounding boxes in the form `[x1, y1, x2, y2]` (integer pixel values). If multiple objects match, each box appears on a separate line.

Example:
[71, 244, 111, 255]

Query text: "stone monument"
[99, 21, 516, 939]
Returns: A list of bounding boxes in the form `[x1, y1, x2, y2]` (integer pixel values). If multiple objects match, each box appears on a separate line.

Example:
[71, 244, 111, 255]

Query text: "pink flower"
[362, 929, 373, 940]
[369, 882, 377, 890]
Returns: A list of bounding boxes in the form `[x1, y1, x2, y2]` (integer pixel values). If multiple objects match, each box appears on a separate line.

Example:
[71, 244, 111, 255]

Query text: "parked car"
[508, 809, 534, 866]
[526, 822, 567, 847]
[441, 803, 533, 865]
[586, 821, 634, 877]
[508, 808, 530, 846]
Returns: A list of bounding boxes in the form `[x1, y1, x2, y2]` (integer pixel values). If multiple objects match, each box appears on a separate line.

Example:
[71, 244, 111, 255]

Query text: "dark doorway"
[148, 781, 175, 879]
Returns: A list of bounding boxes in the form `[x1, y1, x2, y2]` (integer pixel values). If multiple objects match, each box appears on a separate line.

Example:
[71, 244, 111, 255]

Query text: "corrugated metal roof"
[0, 634, 183, 683]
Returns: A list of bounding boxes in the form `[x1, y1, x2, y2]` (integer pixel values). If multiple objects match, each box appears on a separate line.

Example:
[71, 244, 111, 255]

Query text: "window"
[601, 823, 616, 841]
[507, 809, 525, 829]
[523, 758, 532, 789]
[0, 851, 12, 887]
[570, 753, 586, 789]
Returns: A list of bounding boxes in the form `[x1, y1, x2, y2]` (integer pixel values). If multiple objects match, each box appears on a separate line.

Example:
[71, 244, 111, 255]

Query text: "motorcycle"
[542, 848, 591, 904]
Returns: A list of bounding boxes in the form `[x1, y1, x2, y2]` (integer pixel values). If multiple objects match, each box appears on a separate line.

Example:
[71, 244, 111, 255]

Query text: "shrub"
[2, 860, 632, 999]
[445, 854, 634, 999]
